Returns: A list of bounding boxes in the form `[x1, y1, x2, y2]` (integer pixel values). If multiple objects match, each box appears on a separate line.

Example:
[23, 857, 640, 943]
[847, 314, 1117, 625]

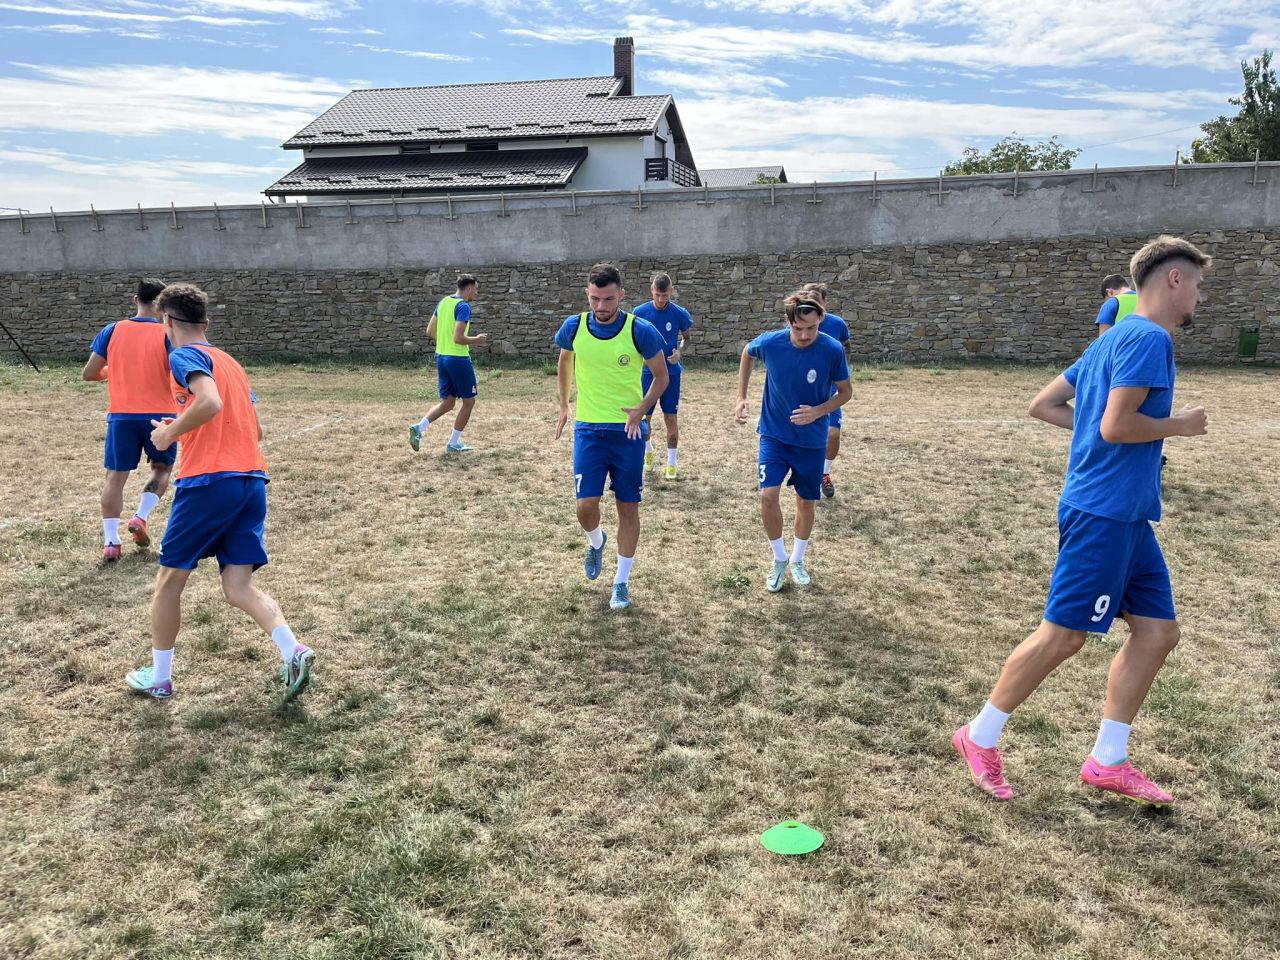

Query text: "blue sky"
[1, 0, 1275, 213]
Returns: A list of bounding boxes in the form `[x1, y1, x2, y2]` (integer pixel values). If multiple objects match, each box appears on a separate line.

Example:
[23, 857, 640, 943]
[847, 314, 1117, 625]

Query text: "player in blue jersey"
[803, 283, 852, 498]
[954, 236, 1211, 807]
[736, 289, 852, 592]
[1096, 273, 1136, 336]
[410, 274, 488, 453]
[633, 272, 694, 480]
[555, 263, 669, 610]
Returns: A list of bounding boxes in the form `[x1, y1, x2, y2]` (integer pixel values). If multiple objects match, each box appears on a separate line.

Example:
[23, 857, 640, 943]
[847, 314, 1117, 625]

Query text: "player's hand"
[1173, 405, 1208, 436]
[474, 333, 490, 346]
[149, 417, 176, 451]
[668, 349, 681, 364]
[790, 405, 821, 425]
[734, 398, 749, 424]
[555, 407, 569, 440]
[621, 405, 645, 440]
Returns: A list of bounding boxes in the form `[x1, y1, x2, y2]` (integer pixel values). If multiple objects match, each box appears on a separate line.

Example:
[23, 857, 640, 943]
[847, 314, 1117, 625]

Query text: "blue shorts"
[1044, 504, 1176, 632]
[104, 417, 177, 472]
[758, 435, 824, 501]
[436, 355, 478, 400]
[642, 362, 682, 416]
[159, 475, 270, 571]
[573, 426, 645, 503]
[827, 404, 842, 431]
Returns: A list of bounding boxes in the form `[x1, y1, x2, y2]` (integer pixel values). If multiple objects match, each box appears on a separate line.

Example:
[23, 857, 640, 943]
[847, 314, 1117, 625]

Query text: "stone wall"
[2, 230, 1274, 364]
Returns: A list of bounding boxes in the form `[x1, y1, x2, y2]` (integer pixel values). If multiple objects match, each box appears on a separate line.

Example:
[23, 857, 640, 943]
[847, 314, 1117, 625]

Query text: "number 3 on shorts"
[758, 464, 767, 485]
[1090, 594, 1111, 623]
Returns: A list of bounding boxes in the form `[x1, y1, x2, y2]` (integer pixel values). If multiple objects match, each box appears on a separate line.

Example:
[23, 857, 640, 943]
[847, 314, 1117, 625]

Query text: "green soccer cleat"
[789, 561, 811, 586]
[445, 440, 473, 453]
[281, 644, 316, 703]
[408, 424, 421, 451]
[610, 582, 632, 610]
[644, 451, 655, 471]
[767, 560, 787, 593]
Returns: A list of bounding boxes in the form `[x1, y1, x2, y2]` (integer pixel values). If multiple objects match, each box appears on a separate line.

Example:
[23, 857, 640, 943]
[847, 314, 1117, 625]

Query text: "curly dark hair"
[156, 283, 209, 324]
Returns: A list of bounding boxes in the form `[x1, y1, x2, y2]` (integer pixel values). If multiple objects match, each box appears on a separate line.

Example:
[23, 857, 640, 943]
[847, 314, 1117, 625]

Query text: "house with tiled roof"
[698, 166, 788, 187]
[265, 38, 700, 201]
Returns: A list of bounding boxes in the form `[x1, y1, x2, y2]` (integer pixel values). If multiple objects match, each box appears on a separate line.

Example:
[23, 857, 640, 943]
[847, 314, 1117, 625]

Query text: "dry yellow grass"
[1, 358, 1277, 960]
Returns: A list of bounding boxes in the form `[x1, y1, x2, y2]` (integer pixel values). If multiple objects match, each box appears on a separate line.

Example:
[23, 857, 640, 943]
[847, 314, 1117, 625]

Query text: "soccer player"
[82, 278, 176, 561]
[124, 283, 315, 702]
[409, 273, 488, 453]
[802, 282, 852, 498]
[1095, 273, 1137, 336]
[633, 272, 694, 479]
[555, 263, 668, 610]
[953, 236, 1210, 806]
[736, 289, 851, 592]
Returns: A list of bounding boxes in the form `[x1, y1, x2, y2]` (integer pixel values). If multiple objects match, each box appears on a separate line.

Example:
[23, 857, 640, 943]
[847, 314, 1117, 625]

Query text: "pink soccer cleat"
[102, 543, 122, 562]
[127, 516, 150, 547]
[1080, 757, 1174, 807]
[953, 724, 1014, 800]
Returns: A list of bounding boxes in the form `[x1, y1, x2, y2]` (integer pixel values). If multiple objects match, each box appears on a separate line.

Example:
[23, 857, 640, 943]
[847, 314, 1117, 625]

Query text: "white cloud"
[0, 2, 270, 25]
[309, 25, 383, 34]
[0, 63, 348, 140]
[1, 21, 98, 32]
[648, 67, 787, 96]
[324, 40, 473, 61]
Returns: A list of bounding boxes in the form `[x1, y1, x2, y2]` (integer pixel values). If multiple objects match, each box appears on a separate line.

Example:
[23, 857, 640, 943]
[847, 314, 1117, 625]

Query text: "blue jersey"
[747, 329, 850, 448]
[820, 313, 850, 344]
[1095, 298, 1121, 326]
[632, 301, 693, 356]
[554, 311, 665, 432]
[1060, 316, 1175, 523]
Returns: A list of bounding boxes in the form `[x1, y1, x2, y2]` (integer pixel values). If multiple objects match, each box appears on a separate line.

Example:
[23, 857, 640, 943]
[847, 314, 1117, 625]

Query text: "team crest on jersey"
[177, 394, 188, 406]
[806, 369, 817, 383]
[617, 354, 630, 367]
[666, 322, 672, 331]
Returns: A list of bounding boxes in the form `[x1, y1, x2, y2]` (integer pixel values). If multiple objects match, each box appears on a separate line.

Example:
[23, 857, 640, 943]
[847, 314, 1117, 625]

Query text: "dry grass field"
[1, 358, 1277, 960]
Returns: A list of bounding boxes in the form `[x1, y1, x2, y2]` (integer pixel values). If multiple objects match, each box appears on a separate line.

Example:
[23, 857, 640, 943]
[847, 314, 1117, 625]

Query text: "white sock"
[449, 429, 463, 445]
[790, 538, 809, 564]
[272, 624, 298, 663]
[614, 553, 634, 585]
[645, 439, 654, 454]
[103, 518, 120, 545]
[667, 448, 678, 467]
[769, 537, 787, 562]
[152, 647, 174, 684]
[587, 525, 605, 549]
[135, 492, 160, 521]
[823, 459, 833, 474]
[968, 700, 1011, 749]
[416, 415, 431, 432]
[1091, 719, 1132, 766]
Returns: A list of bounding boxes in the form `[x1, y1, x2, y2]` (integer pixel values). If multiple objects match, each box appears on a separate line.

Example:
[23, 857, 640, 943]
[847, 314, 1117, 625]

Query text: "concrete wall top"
[3, 161, 1278, 274]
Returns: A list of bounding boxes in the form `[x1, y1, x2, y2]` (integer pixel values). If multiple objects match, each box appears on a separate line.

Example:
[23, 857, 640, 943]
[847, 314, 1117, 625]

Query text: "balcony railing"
[644, 157, 698, 187]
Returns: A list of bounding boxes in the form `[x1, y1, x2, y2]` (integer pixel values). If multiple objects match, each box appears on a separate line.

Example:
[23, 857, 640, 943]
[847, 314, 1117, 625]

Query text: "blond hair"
[1129, 236, 1212, 289]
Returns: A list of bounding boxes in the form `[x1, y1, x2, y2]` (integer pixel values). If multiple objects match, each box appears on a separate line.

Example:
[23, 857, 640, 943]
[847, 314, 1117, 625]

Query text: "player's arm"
[82, 353, 108, 381]
[1095, 298, 1118, 337]
[151, 372, 223, 451]
[790, 378, 850, 425]
[425, 312, 437, 340]
[734, 347, 754, 423]
[555, 348, 573, 439]
[454, 320, 489, 347]
[254, 406, 263, 442]
[627, 352, 668, 437]
[1028, 375, 1077, 430]
[1100, 387, 1207, 443]
[671, 323, 690, 363]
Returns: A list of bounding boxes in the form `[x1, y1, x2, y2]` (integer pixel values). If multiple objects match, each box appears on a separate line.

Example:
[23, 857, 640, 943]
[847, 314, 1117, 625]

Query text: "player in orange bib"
[124, 283, 315, 702]
[82, 278, 176, 561]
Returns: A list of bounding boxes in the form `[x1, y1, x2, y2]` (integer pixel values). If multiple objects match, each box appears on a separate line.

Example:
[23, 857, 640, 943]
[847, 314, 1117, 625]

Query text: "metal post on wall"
[212, 202, 226, 231]
[170, 202, 182, 230]
[1250, 148, 1267, 186]
[441, 196, 455, 221]
[1170, 148, 1181, 188]
[632, 186, 646, 211]
[696, 182, 714, 205]
[565, 190, 580, 217]
[136, 203, 147, 231]
[870, 171, 880, 205]
[295, 201, 308, 228]
[344, 199, 357, 225]
[807, 180, 822, 205]
[260, 202, 272, 228]
[497, 193, 509, 218]
[1004, 167, 1020, 199]
[929, 171, 947, 205]
[89, 204, 104, 232]
[17, 209, 28, 234]
[48, 207, 62, 232]
[1082, 163, 1102, 194]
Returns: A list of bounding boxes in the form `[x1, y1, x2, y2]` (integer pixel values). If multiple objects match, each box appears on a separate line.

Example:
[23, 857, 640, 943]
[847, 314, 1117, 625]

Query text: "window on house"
[466, 141, 499, 151]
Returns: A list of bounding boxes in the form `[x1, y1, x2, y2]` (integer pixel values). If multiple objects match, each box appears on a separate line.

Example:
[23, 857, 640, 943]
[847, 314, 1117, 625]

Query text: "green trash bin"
[1238, 326, 1260, 360]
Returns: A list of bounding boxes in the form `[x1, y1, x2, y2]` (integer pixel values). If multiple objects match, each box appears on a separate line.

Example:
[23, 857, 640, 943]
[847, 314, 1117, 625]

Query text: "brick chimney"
[613, 36, 634, 96]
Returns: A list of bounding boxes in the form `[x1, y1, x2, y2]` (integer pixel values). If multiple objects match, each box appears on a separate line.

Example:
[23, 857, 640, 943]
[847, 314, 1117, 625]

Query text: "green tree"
[753, 173, 782, 184]
[943, 135, 1080, 176]
[1190, 50, 1280, 163]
